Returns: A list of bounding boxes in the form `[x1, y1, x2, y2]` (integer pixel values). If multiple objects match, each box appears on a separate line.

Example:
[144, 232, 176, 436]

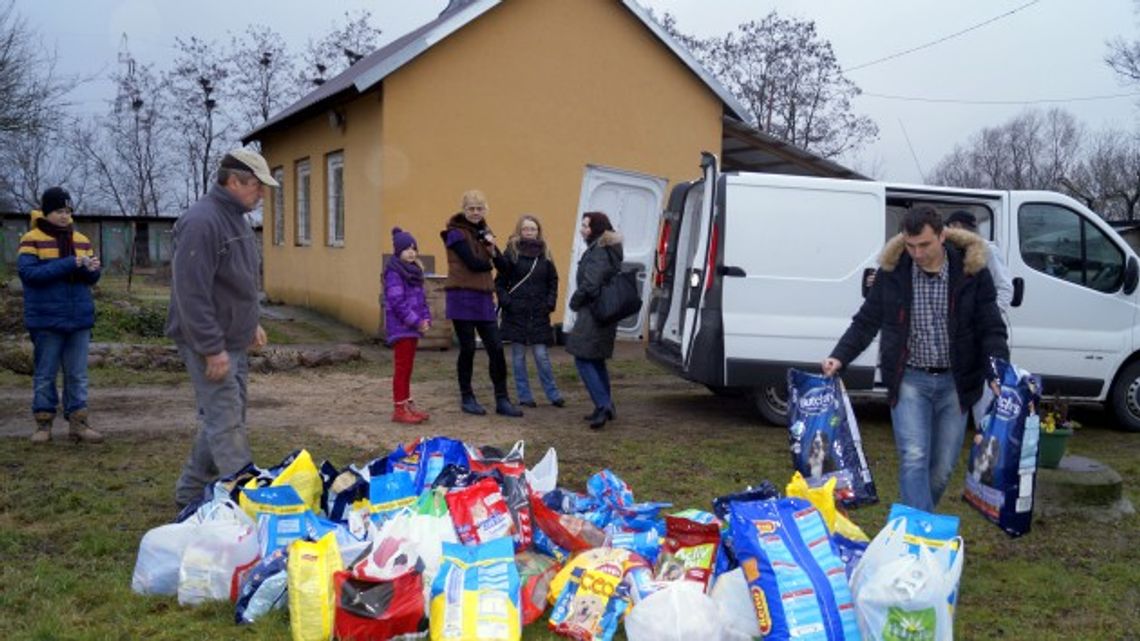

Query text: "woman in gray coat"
[566, 212, 623, 429]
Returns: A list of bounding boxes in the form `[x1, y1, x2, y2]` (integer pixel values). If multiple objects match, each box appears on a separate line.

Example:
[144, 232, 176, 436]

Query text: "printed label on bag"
[883, 606, 936, 641]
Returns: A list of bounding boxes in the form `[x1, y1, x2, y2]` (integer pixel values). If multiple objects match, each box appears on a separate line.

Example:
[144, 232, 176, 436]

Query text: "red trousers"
[392, 338, 418, 403]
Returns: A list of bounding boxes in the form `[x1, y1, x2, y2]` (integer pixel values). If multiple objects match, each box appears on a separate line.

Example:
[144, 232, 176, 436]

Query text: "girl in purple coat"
[384, 227, 432, 424]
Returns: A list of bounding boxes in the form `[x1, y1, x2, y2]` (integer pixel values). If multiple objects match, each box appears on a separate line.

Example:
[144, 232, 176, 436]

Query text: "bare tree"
[1066, 130, 1140, 220]
[661, 11, 878, 159]
[1106, 0, 1140, 86]
[929, 108, 1083, 191]
[228, 24, 298, 132]
[166, 36, 231, 202]
[297, 10, 382, 90]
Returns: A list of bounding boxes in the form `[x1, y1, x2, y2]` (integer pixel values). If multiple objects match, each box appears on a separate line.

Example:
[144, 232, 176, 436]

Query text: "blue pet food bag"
[728, 496, 860, 641]
[963, 358, 1043, 537]
[787, 369, 878, 507]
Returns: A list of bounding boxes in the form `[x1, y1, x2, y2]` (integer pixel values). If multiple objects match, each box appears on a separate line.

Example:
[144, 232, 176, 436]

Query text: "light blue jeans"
[890, 368, 968, 512]
[174, 345, 252, 508]
[511, 343, 562, 404]
[30, 329, 90, 417]
[574, 357, 612, 412]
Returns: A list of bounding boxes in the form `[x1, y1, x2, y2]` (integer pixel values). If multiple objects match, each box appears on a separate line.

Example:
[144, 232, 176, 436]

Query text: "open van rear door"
[564, 165, 667, 339]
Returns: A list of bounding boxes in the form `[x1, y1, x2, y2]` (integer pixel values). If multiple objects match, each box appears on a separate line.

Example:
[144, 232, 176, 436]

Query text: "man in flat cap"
[166, 148, 278, 511]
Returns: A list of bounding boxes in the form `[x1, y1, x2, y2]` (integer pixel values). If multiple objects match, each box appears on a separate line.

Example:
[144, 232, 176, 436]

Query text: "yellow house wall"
[261, 0, 722, 334]
[260, 91, 386, 332]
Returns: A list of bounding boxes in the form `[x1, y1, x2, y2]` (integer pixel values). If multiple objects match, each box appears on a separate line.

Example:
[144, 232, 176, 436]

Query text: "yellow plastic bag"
[241, 449, 322, 518]
[785, 472, 838, 532]
[287, 532, 343, 641]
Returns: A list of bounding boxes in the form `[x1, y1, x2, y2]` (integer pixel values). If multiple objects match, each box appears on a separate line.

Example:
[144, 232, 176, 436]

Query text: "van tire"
[1110, 361, 1140, 432]
[750, 384, 789, 426]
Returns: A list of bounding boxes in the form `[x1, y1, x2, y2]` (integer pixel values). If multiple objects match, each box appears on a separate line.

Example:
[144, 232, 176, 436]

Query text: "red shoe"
[406, 399, 430, 422]
[392, 401, 424, 424]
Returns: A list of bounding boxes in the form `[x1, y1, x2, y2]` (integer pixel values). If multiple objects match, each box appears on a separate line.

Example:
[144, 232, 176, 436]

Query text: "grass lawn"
[1, 359, 1138, 640]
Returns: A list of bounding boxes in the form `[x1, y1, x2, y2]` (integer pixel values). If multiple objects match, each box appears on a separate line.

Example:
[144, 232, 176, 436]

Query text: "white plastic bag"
[625, 581, 724, 641]
[710, 568, 761, 641]
[131, 499, 251, 596]
[177, 520, 260, 605]
[525, 447, 558, 494]
[852, 518, 964, 641]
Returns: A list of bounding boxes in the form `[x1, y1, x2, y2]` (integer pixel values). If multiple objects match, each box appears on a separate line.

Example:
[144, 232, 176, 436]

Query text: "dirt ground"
[0, 332, 769, 447]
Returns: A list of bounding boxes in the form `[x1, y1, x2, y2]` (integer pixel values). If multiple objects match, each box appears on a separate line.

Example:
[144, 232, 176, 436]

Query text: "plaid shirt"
[907, 251, 951, 368]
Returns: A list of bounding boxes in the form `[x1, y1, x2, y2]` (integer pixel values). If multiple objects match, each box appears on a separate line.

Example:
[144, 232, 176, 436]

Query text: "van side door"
[720, 174, 886, 389]
[1007, 193, 1138, 399]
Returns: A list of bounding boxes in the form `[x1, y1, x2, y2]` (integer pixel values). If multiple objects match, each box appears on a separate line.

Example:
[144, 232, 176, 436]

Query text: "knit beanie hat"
[392, 226, 417, 254]
[41, 187, 73, 214]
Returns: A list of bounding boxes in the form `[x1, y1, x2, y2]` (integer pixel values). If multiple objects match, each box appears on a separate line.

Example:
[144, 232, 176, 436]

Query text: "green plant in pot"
[1038, 394, 1080, 468]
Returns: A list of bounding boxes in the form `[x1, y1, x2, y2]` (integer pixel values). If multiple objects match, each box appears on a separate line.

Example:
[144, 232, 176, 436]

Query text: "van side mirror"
[1124, 256, 1139, 295]
[1011, 277, 1024, 307]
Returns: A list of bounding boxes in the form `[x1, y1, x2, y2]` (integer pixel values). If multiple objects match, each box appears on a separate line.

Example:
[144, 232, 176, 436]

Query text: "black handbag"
[590, 268, 643, 325]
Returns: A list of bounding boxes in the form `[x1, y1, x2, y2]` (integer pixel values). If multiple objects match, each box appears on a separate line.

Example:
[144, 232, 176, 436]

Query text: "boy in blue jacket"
[18, 187, 104, 443]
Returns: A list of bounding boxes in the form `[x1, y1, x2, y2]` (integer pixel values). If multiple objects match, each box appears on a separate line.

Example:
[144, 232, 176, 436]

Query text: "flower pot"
[1038, 427, 1073, 469]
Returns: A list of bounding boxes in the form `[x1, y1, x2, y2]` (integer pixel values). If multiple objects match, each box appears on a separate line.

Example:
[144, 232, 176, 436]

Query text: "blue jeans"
[511, 343, 562, 404]
[890, 368, 968, 512]
[30, 329, 90, 417]
[174, 345, 252, 508]
[574, 357, 612, 411]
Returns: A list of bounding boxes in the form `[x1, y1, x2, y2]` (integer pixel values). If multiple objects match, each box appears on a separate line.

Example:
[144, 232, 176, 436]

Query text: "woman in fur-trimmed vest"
[566, 212, 624, 429]
[439, 189, 522, 417]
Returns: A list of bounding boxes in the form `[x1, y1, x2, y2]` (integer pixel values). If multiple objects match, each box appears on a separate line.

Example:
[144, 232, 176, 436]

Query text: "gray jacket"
[566, 231, 623, 360]
[165, 185, 260, 355]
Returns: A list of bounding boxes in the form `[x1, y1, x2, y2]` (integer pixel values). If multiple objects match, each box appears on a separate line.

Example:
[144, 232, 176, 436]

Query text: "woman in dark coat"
[566, 212, 622, 429]
[496, 214, 565, 408]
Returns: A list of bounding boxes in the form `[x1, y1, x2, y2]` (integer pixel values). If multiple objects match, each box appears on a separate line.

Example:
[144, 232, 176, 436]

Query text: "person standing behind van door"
[821, 206, 1008, 512]
[496, 214, 565, 408]
[567, 212, 623, 430]
[440, 189, 523, 417]
[946, 209, 1015, 429]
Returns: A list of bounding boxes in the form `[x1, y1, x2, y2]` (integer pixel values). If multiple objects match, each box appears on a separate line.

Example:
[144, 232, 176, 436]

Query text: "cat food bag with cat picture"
[963, 358, 1043, 537]
[787, 369, 878, 507]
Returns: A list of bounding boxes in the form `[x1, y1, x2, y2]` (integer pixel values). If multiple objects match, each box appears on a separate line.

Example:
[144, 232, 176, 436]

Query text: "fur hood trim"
[879, 227, 987, 275]
[594, 230, 622, 247]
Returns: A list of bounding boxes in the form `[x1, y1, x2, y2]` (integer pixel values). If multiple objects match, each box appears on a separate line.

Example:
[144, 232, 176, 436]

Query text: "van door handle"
[718, 265, 746, 277]
[1012, 277, 1024, 307]
[862, 268, 877, 298]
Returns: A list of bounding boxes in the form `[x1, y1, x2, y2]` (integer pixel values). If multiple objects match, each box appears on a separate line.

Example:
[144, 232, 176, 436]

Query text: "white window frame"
[326, 151, 345, 247]
[295, 159, 311, 246]
[272, 167, 285, 246]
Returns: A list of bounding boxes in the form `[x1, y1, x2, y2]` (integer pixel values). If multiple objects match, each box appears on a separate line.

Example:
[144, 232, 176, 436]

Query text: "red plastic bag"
[529, 493, 605, 553]
[333, 569, 427, 641]
[517, 551, 561, 625]
[445, 477, 514, 545]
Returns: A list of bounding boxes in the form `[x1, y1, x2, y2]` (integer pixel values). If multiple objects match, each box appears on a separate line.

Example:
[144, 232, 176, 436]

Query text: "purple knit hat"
[392, 226, 417, 254]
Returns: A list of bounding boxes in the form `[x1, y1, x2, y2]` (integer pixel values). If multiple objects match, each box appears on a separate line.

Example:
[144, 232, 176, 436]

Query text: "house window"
[272, 167, 285, 246]
[326, 151, 345, 247]
[295, 159, 311, 246]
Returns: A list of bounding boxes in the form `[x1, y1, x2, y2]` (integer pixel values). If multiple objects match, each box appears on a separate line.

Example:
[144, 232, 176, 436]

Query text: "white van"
[646, 153, 1140, 431]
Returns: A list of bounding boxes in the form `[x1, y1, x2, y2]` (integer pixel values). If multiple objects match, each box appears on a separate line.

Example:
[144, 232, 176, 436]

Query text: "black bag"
[590, 269, 642, 325]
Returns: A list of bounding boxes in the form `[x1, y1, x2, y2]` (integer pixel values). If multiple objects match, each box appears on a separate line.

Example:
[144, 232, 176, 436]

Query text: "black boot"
[461, 394, 487, 416]
[496, 397, 523, 417]
[588, 406, 608, 429]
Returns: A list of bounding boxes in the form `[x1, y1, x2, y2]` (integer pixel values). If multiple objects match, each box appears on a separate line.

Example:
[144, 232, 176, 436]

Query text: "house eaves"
[243, 0, 749, 143]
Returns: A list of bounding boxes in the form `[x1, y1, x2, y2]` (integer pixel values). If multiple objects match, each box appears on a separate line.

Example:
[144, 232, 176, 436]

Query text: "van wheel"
[1110, 361, 1140, 432]
[750, 384, 789, 426]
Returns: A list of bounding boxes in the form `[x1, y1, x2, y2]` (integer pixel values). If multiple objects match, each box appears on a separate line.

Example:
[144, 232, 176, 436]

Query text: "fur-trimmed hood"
[879, 227, 988, 275]
[592, 230, 623, 247]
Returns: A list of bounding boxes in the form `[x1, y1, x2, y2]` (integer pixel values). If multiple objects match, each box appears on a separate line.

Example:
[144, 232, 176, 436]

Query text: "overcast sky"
[16, 0, 1140, 183]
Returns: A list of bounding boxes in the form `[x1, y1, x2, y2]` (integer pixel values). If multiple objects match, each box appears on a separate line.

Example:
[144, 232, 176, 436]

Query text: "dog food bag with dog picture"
[963, 358, 1043, 537]
[787, 369, 878, 507]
